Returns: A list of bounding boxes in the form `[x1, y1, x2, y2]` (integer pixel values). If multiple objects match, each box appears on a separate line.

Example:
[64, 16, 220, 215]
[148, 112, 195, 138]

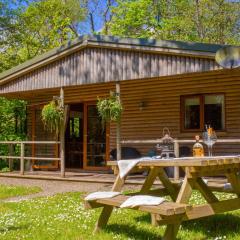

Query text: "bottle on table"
[207, 125, 213, 136]
[193, 135, 204, 157]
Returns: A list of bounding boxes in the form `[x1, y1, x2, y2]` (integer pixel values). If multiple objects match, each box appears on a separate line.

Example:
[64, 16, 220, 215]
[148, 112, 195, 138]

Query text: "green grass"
[0, 184, 41, 199]
[0, 187, 239, 239]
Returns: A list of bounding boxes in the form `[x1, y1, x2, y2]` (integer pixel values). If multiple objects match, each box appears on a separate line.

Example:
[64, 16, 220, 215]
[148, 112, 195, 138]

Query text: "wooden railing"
[0, 141, 61, 176]
[121, 138, 240, 180]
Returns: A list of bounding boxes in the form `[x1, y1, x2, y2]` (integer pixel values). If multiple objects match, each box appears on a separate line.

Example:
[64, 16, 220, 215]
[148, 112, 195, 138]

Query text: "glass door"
[65, 104, 84, 169]
[84, 103, 109, 170]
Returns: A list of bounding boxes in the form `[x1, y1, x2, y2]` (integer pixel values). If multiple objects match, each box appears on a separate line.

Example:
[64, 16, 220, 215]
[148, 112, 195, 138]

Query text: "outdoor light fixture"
[139, 101, 147, 111]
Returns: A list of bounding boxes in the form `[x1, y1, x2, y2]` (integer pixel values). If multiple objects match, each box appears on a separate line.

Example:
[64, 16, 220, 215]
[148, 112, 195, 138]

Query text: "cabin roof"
[0, 34, 226, 84]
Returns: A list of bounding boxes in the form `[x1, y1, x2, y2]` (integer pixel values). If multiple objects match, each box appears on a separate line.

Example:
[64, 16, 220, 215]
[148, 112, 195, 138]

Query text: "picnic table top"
[108, 156, 240, 167]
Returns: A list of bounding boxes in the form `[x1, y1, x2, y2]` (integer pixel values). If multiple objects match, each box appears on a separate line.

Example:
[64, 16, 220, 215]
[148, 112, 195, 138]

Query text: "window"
[181, 94, 225, 131]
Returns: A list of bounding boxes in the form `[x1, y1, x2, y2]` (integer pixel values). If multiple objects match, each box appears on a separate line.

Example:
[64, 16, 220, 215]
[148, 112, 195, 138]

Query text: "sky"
[6, 0, 110, 35]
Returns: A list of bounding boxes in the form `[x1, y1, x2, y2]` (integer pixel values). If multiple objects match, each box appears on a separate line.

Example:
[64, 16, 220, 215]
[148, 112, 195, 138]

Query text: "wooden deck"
[0, 170, 228, 187]
[0, 171, 150, 184]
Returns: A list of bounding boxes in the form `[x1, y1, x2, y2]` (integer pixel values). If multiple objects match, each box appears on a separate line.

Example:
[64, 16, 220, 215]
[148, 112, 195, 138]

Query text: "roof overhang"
[2, 68, 239, 101]
[0, 35, 226, 87]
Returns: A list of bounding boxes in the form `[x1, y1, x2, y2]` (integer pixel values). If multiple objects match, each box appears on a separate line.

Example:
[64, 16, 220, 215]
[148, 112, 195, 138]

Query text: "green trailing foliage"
[41, 100, 64, 137]
[97, 94, 122, 126]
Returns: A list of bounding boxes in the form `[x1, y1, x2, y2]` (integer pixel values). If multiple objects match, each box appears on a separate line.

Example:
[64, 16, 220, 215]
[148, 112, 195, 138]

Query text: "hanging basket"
[97, 94, 123, 125]
[41, 100, 64, 136]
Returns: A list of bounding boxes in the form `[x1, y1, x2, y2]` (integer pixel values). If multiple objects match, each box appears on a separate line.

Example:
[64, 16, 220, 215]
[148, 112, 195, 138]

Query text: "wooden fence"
[0, 141, 63, 176]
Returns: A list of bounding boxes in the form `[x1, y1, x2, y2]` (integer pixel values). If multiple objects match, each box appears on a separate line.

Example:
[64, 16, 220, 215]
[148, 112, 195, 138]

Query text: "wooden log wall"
[26, 83, 115, 159]
[26, 108, 57, 167]
[26, 70, 240, 160]
[0, 46, 220, 94]
[112, 71, 240, 157]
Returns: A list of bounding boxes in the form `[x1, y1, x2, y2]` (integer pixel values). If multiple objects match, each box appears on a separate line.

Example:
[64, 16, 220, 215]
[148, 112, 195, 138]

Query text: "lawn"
[0, 184, 41, 199]
[0, 186, 239, 240]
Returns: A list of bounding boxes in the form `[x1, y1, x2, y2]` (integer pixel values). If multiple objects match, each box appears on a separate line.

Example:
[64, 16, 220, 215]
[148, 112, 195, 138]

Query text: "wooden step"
[85, 194, 191, 216]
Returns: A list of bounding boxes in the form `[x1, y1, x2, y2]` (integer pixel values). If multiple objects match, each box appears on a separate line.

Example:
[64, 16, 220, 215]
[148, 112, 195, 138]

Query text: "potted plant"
[97, 94, 123, 126]
[41, 99, 64, 137]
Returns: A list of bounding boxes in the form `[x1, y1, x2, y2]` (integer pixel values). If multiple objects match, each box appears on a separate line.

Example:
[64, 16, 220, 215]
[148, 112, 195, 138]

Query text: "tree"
[0, 0, 87, 73]
[108, 0, 240, 45]
[0, 0, 88, 170]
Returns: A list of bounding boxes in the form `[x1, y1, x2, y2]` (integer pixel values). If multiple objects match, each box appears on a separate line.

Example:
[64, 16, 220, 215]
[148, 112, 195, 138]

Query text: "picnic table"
[85, 156, 240, 240]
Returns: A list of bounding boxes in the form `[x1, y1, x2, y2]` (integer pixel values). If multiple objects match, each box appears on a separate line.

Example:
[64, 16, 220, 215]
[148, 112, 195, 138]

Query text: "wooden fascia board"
[87, 42, 216, 59]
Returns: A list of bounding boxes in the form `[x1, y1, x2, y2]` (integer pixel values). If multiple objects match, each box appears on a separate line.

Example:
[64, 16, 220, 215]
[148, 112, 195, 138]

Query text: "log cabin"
[0, 35, 239, 173]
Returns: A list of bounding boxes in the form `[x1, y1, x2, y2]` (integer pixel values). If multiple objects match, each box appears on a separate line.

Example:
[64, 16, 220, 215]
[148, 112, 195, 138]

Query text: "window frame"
[180, 93, 225, 132]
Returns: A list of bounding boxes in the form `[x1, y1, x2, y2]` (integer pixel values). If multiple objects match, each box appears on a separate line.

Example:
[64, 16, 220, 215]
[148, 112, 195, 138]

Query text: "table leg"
[94, 174, 125, 233]
[148, 168, 179, 228]
[142, 167, 179, 226]
[193, 177, 219, 203]
[226, 172, 240, 197]
[163, 175, 193, 240]
[140, 167, 160, 194]
[158, 168, 178, 201]
[163, 223, 182, 240]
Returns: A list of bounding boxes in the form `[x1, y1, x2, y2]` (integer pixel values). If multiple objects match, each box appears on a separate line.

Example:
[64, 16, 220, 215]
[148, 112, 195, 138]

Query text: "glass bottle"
[193, 135, 204, 157]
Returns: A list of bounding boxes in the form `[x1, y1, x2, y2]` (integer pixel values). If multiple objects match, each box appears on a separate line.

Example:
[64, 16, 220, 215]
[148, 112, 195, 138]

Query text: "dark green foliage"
[41, 100, 64, 137]
[0, 97, 26, 170]
[97, 95, 123, 126]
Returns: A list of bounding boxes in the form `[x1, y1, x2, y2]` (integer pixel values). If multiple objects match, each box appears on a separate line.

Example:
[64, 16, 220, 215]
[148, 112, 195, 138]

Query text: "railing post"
[60, 88, 67, 178]
[174, 140, 180, 180]
[116, 82, 121, 161]
[60, 131, 65, 178]
[20, 142, 25, 175]
[8, 144, 14, 171]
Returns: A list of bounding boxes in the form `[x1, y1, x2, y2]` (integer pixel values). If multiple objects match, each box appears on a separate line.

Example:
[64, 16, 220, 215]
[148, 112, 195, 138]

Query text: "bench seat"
[85, 194, 192, 216]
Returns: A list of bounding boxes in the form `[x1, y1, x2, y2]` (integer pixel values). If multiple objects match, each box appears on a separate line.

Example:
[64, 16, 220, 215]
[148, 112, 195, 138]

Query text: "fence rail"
[1, 139, 240, 180]
[121, 138, 240, 179]
[0, 141, 61, 176]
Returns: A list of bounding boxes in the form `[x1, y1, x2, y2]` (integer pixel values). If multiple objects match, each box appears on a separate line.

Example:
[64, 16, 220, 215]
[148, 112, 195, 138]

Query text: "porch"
[1, 138, 240, 180]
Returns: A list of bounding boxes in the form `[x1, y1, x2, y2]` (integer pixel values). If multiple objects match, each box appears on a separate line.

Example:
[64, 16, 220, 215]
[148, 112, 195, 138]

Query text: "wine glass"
[209, 131, 217, 156]
[202, 131, 217, 156]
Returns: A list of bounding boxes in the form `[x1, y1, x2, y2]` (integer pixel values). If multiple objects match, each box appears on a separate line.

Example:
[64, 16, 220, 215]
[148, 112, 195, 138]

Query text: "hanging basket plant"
[97, 94, 123, 125]
[41, 100, 64, 136]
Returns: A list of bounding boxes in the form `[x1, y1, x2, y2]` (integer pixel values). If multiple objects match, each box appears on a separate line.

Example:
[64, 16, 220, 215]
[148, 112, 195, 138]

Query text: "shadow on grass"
[134, 212, 240, 238]
[183, 213, 240, 235]
[106, 223, 164, 240]
[0, 224, 29, 232]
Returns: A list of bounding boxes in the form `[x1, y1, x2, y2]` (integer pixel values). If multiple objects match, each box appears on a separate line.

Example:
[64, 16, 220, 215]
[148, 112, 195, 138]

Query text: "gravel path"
[0, 177, 116, 202]
[0, 177, 140, 202]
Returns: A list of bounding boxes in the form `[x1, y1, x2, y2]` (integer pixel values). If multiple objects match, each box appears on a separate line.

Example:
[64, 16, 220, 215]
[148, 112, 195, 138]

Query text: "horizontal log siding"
[25, 108, 56, 160]
[0, 47, 220, 94]
[26, 83, 115, 159]
[34, 109, 56, 158]
[26, 71, 240, 160]
[111, 73, 240, 156]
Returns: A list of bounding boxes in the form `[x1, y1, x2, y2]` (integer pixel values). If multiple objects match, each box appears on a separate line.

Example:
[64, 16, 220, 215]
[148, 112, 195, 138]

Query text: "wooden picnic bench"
[85, 156, 240, 240]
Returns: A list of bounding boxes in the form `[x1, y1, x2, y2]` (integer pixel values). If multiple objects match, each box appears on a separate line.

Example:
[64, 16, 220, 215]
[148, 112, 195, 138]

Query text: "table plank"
[86, 195, 191, 216]
[108, 156, 240, 168]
